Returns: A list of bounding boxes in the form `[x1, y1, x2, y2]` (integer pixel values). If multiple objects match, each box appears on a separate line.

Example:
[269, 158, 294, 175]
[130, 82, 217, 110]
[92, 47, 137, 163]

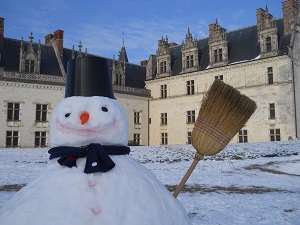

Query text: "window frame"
[267, 67, 273, 85]
[160, 113, 168, 125]
[161, 133, 168, 145]
[160, 84, 167, 99]
[186, 80, 195, 95]
[7, 102, 20, 121]
[133, 133, 141, 145]
[238, 130, 248, 143]
[36, 104, 48, 122]
[270, 129, 280, 141]
[6, 131, 19, 147]
[34, 131, 47, 147]
[269, 103, 275, 119]
[25, 59, 35, 73]
[187, 110, 196, 124]
[266, 37, 272, 52]
[134, 111, 141, 125]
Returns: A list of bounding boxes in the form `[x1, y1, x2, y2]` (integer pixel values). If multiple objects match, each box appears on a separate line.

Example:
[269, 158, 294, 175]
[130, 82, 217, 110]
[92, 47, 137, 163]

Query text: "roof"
[167, 18, 290, 77]
[0, 37, 145, 89]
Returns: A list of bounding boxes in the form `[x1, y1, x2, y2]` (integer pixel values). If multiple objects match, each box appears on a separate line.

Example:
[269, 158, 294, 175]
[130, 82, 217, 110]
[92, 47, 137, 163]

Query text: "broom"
[173, 79, 257, 198]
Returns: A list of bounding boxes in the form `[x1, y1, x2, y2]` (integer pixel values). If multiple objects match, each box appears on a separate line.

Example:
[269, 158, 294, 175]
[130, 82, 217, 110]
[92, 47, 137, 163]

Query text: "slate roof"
[0, 37, 146, 89]
[168, 18, 290, 77]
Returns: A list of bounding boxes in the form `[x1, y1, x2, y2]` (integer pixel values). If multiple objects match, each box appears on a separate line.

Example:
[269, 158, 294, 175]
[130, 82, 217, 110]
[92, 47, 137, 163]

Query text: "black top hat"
[65, 56, 115, 99]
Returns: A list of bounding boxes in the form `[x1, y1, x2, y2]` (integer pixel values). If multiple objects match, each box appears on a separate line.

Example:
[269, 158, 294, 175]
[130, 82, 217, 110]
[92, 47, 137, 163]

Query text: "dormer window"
[19, 33, 41, 74]
[160, 61, 167, 73]
[25, 59, 35, 73]
[186, 55, 194, 68]
[213, 48, 223, 63]
[266, 37, 272, 52]
[116, 73, 122, 85]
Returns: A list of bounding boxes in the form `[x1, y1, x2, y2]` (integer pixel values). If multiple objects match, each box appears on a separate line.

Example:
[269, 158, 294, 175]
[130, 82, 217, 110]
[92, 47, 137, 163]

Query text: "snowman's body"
[0, 96, 192, 225]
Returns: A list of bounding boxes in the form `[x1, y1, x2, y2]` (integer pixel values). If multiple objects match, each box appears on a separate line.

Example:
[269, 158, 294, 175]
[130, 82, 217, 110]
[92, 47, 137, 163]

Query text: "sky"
[1, 0, 285, 65]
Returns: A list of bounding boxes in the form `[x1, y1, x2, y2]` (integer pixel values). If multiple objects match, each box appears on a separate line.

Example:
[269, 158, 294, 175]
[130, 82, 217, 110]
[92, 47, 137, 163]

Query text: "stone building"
[145, 0, 300, 145]
[0, 23, 149, 148]
[0, 0, 299, 148]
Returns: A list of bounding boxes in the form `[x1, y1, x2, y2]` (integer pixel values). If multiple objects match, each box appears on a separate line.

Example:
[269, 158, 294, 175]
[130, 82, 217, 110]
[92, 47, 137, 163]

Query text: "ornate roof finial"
[216, 17, 218, 24]
[71, 45, 75, 59]
[266, 4, 268, 12]
[78, 41, 82, 58]
[29, 32, 34, 42]
[122, 26, 125, 47]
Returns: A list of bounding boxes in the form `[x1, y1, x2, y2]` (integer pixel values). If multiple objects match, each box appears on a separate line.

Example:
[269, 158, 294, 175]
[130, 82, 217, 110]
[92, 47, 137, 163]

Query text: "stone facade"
[0, 70, 149, 148]
[0, 0, 299, 148]
[0, 22, 149, 148]
[145, 0, 300, 145]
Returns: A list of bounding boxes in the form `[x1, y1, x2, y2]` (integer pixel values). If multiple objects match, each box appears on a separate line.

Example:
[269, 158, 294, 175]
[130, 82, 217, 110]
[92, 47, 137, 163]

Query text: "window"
[161, 113, 167, 125]
[218, 49, 223, 61]
[214, 49, 218, 62]
[187, 131, 192, 144]
[133, 133, 141, 145]
[36, 104, 48, 122]
[35, 131, 47, 147]
[215, 75, 223, 81]
[268, 67, 273, 84]
[269, 103, 275, 119]
[116, 74, 122, 85]
[266, 37, 272, 52]
[161, 84, 167, 99]
[25, 60, 35, 73]
[186, 55, 194, 68]
[134, 112, 141, 124]
[6, 131, 19, 147]
[7, 103, 20, 121]
[214, 49, 223, 62]
[186, 80, 195, 95]
[161, 133, 168, 145]
[238, 130, 248, 143]
[187, 110, 196, 123]
[186, 56, 190, 68]
[160, 61, 167, 73]
[270, 129, 280, 141]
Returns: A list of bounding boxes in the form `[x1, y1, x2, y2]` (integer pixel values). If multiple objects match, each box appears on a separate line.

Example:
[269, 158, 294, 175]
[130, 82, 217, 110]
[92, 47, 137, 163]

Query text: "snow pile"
[0, 141, 299, 225]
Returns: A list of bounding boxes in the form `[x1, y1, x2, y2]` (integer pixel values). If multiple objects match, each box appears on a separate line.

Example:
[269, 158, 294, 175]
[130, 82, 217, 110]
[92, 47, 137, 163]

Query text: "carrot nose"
[80, 113, 89, 125]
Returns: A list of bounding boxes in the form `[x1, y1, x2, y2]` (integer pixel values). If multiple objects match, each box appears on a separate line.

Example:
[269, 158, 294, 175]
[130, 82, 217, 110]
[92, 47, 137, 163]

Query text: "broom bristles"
[192, 79, 257, 156]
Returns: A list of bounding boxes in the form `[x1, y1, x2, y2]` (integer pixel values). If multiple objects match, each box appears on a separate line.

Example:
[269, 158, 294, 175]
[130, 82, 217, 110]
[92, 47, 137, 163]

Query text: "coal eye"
[65, 113, 71, 118]
[101, 107, 108, 112]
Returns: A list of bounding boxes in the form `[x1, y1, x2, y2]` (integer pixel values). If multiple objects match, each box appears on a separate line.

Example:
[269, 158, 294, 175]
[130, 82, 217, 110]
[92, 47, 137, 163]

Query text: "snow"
[0, 96, 191, 225]
[0, 141, 299, 224]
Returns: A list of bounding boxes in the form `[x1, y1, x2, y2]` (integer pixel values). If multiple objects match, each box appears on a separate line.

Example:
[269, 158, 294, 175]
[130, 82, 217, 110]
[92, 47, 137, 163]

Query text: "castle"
[0, 0, 300, 147]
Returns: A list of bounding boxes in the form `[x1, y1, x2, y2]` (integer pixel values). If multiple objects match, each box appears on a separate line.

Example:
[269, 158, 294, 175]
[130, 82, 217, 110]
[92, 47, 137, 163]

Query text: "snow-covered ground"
[0, 141, 299, 224]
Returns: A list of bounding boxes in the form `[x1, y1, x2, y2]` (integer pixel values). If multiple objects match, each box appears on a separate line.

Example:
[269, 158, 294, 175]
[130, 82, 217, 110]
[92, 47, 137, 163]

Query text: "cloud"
[62, 14, 213, 64]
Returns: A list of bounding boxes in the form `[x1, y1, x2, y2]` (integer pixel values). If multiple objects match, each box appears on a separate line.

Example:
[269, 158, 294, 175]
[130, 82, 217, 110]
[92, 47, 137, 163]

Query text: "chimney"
[256, 8, 266, 30]
[169, 42, 178, 47]
[0, 18, 4, 50]
[54, 30, 64, 57]
[140, 60, 147, 67]
[208, 20, 227, 41]
[282, 0, 299, 34]
[44, 34, 54, 46]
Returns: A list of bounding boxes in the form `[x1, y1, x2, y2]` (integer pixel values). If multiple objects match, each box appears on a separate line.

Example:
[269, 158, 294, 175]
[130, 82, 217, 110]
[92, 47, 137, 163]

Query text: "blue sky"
[1, 0, 285, 65]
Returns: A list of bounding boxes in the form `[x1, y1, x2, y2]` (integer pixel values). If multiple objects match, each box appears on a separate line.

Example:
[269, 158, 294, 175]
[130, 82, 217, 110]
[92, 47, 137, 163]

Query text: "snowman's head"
[50, 96, 128, 147]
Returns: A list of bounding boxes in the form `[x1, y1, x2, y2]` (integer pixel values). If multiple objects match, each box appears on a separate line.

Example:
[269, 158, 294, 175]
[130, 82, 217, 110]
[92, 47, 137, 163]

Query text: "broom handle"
[173, 152, 203, 198]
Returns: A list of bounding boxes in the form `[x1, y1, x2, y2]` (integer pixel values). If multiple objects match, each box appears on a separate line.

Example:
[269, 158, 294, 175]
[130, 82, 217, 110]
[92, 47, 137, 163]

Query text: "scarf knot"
[48, 143, 130, 174]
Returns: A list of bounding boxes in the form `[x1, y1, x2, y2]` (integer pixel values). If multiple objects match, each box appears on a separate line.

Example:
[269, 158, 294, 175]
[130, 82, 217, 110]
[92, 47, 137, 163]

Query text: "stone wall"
[146, 55, 296, 145]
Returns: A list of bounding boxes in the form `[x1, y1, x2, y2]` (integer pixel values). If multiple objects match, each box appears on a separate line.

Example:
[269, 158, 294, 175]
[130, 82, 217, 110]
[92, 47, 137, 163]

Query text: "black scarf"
[48, 143, 130, 174]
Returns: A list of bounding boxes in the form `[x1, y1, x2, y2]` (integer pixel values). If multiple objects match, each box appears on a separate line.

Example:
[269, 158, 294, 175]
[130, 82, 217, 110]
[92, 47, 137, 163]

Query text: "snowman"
[0, 57, 192, 225]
